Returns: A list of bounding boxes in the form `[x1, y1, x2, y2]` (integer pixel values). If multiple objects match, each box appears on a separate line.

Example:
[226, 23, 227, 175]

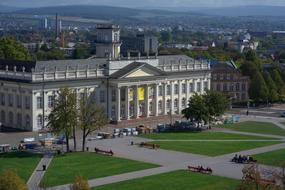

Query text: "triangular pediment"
[125, 67, 157, 78]
[111, 62, 166, 79]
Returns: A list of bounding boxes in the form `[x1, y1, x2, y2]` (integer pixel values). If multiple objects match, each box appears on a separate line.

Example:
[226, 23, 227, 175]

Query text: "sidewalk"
[27, 153, 54, 190]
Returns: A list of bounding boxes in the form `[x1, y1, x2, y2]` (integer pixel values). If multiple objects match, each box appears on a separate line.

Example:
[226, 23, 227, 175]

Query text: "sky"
[1, 0, 285, 8]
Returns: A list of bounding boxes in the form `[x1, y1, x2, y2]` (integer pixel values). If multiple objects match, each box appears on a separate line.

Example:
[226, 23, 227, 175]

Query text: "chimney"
[55, 13, 59, 39]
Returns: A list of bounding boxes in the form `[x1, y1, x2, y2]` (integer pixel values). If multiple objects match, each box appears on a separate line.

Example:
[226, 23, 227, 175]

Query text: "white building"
[0, 25, 211, 132]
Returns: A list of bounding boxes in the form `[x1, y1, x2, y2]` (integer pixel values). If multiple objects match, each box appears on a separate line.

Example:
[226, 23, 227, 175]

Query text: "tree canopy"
[0, 37, 31, 61]
[182, 91, 229, 124]
[47, 88, 78, 152]
[0, 170, 28, 190]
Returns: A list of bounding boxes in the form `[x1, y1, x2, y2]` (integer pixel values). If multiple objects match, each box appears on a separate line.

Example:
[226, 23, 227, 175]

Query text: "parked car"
[281, 112, 285, 117]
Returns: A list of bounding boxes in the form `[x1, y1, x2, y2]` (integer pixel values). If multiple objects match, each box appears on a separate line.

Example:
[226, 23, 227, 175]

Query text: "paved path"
[34, 118, 285, 190]
[46, 141, 285, 190]
[27, 153, 54, 190]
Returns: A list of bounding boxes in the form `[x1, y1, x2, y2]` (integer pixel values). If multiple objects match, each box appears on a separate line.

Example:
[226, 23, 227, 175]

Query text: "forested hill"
[14, 5, 187, 19]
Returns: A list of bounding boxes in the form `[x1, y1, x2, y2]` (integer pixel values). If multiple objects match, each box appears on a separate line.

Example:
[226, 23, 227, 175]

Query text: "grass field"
[221, 121, 285, 136]
[254, 148, 285, 167]
[151, 141, 281, 156]
[94, 170, 240, 190]
[41, 152, 159, 187]
[0, 151, 42, 181]
[141, 131, 276, 140]
[141, 131, 282, 156]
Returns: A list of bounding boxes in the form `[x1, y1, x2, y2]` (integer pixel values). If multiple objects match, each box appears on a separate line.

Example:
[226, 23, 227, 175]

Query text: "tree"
[0, 37, 31, 61]
[73, 48, 90, 59]
[36, 48, 65, 61]
[263, 72, 278, 102]
[79, 95, 108, 152]
[0, 170, 28, 190]
[72, 176, 90, 190]
[249, 72, 269, 102]
[182, 93, 209, 125]
[203, 90, 230, 121]
[270, 69, 285, 100]
[47, 88, 78, 152]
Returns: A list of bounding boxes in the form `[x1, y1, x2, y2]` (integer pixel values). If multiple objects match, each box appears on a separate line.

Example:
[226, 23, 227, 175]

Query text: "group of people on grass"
[231, 154, 256, 164]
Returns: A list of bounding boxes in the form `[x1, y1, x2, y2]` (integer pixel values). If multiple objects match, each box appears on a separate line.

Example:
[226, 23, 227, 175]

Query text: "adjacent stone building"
[211, 61, 250, 102]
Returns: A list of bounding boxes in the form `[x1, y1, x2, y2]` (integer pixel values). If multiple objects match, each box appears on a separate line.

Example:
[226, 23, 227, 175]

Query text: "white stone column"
[145, 85, 149, 117]
[170, 81, 174, 115]
[208, 78, 211, 91]
[135, 85, 139, 118]
[125, 86, 129, 120]
[154, 84, 159, 116]
[186, 80, 190, 102]
[163, 83, 167, 115]
[201, 79, 204, 94]
[178, 80, 182, 114]
[117, 87, 121, 122]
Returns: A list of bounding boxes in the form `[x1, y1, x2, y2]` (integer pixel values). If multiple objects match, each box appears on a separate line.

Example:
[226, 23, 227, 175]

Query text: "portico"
[108, 61, 211, 122]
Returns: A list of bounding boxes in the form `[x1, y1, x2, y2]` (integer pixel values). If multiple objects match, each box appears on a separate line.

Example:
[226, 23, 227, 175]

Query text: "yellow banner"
[129, 88, 134, 102]
[138, 87, 145, 101]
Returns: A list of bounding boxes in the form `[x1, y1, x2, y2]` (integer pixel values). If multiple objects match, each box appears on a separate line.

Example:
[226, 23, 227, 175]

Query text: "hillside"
[14, 5, 186, 19]
[194, 5, 285, 17]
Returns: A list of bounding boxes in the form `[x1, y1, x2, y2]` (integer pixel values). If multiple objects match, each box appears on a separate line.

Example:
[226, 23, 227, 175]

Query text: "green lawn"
[0, 151, 42, 181]
[254, 148, 285, 167]
[141, 131, 276, 140]
[221, 121, 285, 136]
[94, 170, 240, 190]
[41, 152, 159, 187]
[151, 141, 281, 156]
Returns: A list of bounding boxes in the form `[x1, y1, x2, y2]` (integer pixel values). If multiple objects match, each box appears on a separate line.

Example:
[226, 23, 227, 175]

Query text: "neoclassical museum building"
[0, 25, 211, 131]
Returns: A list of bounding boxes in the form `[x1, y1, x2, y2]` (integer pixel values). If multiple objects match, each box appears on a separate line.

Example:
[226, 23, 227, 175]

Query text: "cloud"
[2, 0, 285, 8]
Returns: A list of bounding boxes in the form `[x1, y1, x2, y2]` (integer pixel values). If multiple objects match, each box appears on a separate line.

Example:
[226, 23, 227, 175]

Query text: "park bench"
[139, 142, 160, 149]
[94, 147, 114, 156]
[188, 166, 213, 175]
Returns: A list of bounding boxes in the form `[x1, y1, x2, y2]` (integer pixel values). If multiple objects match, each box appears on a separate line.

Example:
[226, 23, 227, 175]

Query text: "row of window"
[0, 93, 30, 109]
[213, 74, 235, 81]
[215, 83, 247, 92]
[36, 96, 54, 109]
[0, 111, 31, 128]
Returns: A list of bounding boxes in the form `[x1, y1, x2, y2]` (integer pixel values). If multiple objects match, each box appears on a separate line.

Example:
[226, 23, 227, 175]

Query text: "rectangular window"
[25, 96, 30, 109]
[182, 83, 186, 94]
[158, 86, 163, 96]
[217, 84, 221, 91]
[189, 83, 194, 93]
[37, 97, 43, 109]
[223, 84, 228, 92]
[0, 93, 5, 106]
[174, 84, 179, 95]
[166, 85, 171, 95]
[8, 94, 13, 107]
[17, 95, 22, 108]
[242, 83, 246, 91]
[48, 96, 54, 108]
[100, 91, 105, 103]
[236, 83, 240, 91]
[111, 89, 116, 102]
[203, 82, 208, 91]
[196, 82, 201, 92]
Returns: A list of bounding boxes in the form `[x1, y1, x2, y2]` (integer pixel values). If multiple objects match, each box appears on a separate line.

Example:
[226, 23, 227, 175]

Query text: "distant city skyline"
[1, 0, 285, 8]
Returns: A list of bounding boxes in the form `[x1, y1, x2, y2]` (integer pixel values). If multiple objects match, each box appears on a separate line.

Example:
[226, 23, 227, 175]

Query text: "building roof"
[110, 61, 166, 79]
[158, 55, 200, 65]
[34, 58, 107, 72]
[0, 59, 36, 72]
